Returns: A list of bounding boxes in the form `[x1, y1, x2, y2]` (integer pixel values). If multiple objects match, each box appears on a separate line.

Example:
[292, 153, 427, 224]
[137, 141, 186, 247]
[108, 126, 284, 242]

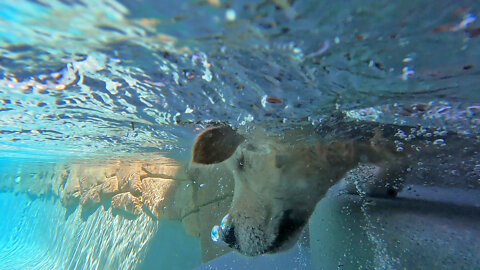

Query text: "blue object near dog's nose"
[211, 225, 222, 243]
[220, 213, 230, 230]
[211, 214, 231, 245]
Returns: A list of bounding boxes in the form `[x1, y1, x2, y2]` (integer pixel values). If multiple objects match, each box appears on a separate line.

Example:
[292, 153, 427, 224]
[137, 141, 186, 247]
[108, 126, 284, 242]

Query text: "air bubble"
[433, 139, 446, 146]
[211, 225, 222, 243]
[220, 213, 230, 230]
[401, 67, 415, 80]
[395, 130, 407, 139]
[225, 9, 236, 21]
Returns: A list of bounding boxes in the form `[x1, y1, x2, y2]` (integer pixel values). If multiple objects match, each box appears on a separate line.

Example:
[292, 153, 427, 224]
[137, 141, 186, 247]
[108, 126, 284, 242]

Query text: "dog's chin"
[238, 220, 306, 256]
[234, 211, 309, 256]
[265, 226, 303, 254]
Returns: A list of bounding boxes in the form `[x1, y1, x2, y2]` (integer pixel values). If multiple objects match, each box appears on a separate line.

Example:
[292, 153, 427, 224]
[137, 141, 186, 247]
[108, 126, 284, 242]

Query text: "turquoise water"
[1, 0, 480, 269]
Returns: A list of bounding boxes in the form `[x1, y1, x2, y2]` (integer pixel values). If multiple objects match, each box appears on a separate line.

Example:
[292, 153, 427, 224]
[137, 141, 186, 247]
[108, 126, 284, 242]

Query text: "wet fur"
[191, 121, 412, 256]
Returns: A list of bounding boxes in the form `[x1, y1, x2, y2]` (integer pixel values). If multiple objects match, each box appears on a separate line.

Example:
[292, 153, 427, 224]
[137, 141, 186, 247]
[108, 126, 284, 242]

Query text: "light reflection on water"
[0, 0, 479, 158]
[0, 192, 159, 270]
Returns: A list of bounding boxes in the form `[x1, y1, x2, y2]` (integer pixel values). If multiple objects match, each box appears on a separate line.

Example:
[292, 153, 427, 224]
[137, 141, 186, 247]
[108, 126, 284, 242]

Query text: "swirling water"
[0, 0, 479, 269]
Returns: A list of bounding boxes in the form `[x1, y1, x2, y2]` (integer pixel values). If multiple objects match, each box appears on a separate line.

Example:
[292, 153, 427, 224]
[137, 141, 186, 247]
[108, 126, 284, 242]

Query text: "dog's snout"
[211, 214, 237, 248]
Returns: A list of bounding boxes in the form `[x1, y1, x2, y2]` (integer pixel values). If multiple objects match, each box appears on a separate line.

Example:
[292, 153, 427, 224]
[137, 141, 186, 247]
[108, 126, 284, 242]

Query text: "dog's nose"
[211, 214, 237, 248]
[222, 225, 236, 247]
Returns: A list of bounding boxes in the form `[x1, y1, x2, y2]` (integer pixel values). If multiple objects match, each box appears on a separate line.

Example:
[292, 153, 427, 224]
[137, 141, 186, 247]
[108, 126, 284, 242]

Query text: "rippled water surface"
[1, 0, 479, 160]
[1, 0, 480, 269]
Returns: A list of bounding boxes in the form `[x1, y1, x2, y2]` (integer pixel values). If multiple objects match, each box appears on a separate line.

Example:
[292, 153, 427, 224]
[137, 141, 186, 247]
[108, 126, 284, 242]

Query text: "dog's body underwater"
[190, 116, 445, 256]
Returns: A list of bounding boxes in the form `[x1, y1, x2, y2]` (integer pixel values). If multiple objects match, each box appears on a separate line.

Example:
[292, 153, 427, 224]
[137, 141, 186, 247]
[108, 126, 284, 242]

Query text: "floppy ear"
[192, 126, 245, 164]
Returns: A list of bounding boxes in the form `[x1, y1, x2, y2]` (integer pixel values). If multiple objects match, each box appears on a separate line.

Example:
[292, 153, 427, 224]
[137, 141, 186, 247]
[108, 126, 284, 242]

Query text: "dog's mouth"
[211, 210, 307, 255]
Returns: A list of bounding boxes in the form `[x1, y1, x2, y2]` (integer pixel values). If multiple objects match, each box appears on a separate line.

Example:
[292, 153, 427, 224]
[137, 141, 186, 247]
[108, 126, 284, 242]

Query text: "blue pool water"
[1, 0, 480, 269]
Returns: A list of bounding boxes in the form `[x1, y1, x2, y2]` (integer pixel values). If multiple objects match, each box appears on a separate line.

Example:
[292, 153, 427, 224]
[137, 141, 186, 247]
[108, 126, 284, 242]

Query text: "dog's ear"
[192, 126, 245, 164]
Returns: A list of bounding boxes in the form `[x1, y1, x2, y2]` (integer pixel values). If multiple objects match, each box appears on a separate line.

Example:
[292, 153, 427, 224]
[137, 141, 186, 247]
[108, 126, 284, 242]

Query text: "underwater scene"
[1, 0, 479, 269]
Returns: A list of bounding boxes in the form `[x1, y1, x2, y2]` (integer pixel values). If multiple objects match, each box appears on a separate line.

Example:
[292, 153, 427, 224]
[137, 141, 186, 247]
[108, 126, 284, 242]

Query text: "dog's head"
[192, 126, 329, 256]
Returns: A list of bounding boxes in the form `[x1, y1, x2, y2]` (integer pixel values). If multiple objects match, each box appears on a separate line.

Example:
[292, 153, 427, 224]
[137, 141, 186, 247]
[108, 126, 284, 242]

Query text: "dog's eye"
[237, 153, 245, 170]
